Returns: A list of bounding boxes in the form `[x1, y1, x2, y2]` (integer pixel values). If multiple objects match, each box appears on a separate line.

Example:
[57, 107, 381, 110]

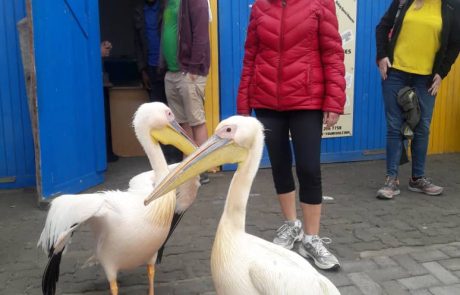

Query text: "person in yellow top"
[375, 0, 460, 199]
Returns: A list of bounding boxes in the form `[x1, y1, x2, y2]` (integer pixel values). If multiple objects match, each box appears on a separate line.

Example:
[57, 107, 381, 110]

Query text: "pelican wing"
[37, 193, 112, 254]
[248, 237, 340, 295]
[174, 174, 200, 213]
[128, 171, 155, 192]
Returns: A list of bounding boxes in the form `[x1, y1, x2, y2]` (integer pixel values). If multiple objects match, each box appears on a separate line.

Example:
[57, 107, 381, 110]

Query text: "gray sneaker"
[298, 236, 340, 270]
[376, 176, 400, 199]
[273, 220, 303, 250]
[409, 177, 443, 196]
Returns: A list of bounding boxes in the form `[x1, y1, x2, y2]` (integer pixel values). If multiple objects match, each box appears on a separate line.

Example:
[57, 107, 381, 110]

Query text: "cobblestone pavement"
[1, 154, 459, 295]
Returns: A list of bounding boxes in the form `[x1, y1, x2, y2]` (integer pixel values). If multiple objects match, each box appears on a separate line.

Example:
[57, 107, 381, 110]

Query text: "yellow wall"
[204, 0, 220, 135]
[428, 57, 460, 154]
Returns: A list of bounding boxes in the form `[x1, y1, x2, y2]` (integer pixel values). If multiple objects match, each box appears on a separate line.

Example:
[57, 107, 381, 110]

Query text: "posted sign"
[323, 0, 357, 138]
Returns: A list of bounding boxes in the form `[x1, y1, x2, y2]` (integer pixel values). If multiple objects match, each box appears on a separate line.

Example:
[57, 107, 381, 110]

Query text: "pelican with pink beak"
[144, 116, 340, 295]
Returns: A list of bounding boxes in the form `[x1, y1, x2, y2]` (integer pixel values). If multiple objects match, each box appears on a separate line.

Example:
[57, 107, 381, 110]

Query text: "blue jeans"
[382, 69, 436, 178]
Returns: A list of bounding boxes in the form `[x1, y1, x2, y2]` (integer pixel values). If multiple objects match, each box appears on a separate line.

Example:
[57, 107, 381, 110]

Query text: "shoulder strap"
[389, 0, 408, 41]
[395, 0, 407, 21]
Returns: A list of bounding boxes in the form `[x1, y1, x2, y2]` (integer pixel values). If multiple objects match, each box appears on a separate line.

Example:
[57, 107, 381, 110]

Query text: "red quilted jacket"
[237, 0, 346, 115]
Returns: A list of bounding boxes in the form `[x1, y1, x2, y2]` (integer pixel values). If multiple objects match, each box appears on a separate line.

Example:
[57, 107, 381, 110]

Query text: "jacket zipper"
[277, 0, 286, 105]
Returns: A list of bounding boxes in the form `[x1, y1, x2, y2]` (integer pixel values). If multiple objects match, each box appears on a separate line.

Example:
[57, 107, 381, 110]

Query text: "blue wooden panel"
[218, 0, 392, 169]
[32, 0, 106, 198]
[0, 0, 36, 189]
[320, 0, 392, 162]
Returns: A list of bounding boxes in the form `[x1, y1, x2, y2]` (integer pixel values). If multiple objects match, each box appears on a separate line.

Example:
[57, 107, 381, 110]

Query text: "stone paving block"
[319, 271, 352, 287]
[393, 231, 424, 241]
[338, 285, 364, 295]
[430, 284, 460, 295]
[342, 259, 379, 273]
[334, 246, 358, 260]
[411, 250, 450, 263]
[352, 241, 387, 252]
[398, 274, 440, 290]
[348, 272, 384, 295]
[423, 262, 460, 285]
[382, 280, 411, 295]
[373, 256, 399, 268]
[402, 239, 426, 247]
[409, 290, 433, 295]
[393, 254, 430, 276]
[361, 246, 414, 258]
[441, 246, 460, 258]
[379, 233, 404, 247]
[367, 266, 411, 282]
[354, 229, 379, 242]
[390, 220, 415, 231]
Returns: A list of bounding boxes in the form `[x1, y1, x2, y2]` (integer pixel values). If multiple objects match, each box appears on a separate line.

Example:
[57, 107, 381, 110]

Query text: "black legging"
[255, 109, 323, 205]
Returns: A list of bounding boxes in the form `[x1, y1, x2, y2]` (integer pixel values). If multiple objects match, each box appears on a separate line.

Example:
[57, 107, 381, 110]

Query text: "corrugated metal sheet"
[321, 0, 391, 162]
[0, 0, 35, 189]
[218, 0, 393, 167]
[429, 59, 460, 154]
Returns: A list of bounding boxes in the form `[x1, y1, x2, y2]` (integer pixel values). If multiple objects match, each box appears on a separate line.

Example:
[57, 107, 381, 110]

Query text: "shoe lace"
[276, 223, 298, 239]
[417, 177, 433, 187]
[311, 237, 333, 257]
[384, 177, 399, 189]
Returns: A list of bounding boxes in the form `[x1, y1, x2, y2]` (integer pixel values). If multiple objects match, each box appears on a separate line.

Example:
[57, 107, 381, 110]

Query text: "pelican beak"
[144, 134, 247, 205]
[150, 120, 197, 155]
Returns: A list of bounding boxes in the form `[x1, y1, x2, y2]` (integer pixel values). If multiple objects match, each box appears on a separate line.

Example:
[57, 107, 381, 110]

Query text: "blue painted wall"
[218, 0, 393, 168]
[32, 0, 106, 199]
[0, 0, 36, 189]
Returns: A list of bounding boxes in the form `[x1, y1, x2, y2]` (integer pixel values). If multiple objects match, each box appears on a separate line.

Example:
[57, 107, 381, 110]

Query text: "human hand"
[142, 70, 152, 90]
[378, 57, 392, 80]
[428, 74, 441, 96]
[323, 112, 340, 128]
[100, 41, 112, 57]
[187, 72, 197, 81]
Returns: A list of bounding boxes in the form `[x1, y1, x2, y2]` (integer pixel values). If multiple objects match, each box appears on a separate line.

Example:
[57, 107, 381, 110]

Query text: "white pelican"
[144, 116, 341, 295]
[38, 102, 199, 295]
[128, 164, 199, 264]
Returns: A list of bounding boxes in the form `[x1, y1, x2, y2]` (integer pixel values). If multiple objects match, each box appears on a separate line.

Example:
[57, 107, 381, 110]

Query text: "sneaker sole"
[298, 246, 340, 271]
[408, 186, 443, 196]
[376, 189, 400, 200]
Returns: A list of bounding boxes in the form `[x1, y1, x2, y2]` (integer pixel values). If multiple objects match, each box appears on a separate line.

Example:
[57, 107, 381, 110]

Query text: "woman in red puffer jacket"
[237, 0, 345, 270]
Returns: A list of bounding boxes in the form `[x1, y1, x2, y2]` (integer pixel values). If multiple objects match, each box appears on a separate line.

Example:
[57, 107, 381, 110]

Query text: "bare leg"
[278, 191, 297, 221]
[147, 264, 155, 295]
[180, 123, 193, 143]
[191, 123, 208, 146]
[300, 203, 321, 235]
[110, 280, 118, 295]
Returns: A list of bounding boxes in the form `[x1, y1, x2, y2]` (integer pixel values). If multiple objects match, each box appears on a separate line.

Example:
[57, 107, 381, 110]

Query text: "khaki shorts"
[165, 71, 207, 126]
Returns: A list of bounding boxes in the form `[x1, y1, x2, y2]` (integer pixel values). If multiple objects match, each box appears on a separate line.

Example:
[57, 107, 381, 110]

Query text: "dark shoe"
[409, 177, 443, 196]
[107, 153, 119, 163]
[376, 176, 400, 200]
[200, 173, 210, 185]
